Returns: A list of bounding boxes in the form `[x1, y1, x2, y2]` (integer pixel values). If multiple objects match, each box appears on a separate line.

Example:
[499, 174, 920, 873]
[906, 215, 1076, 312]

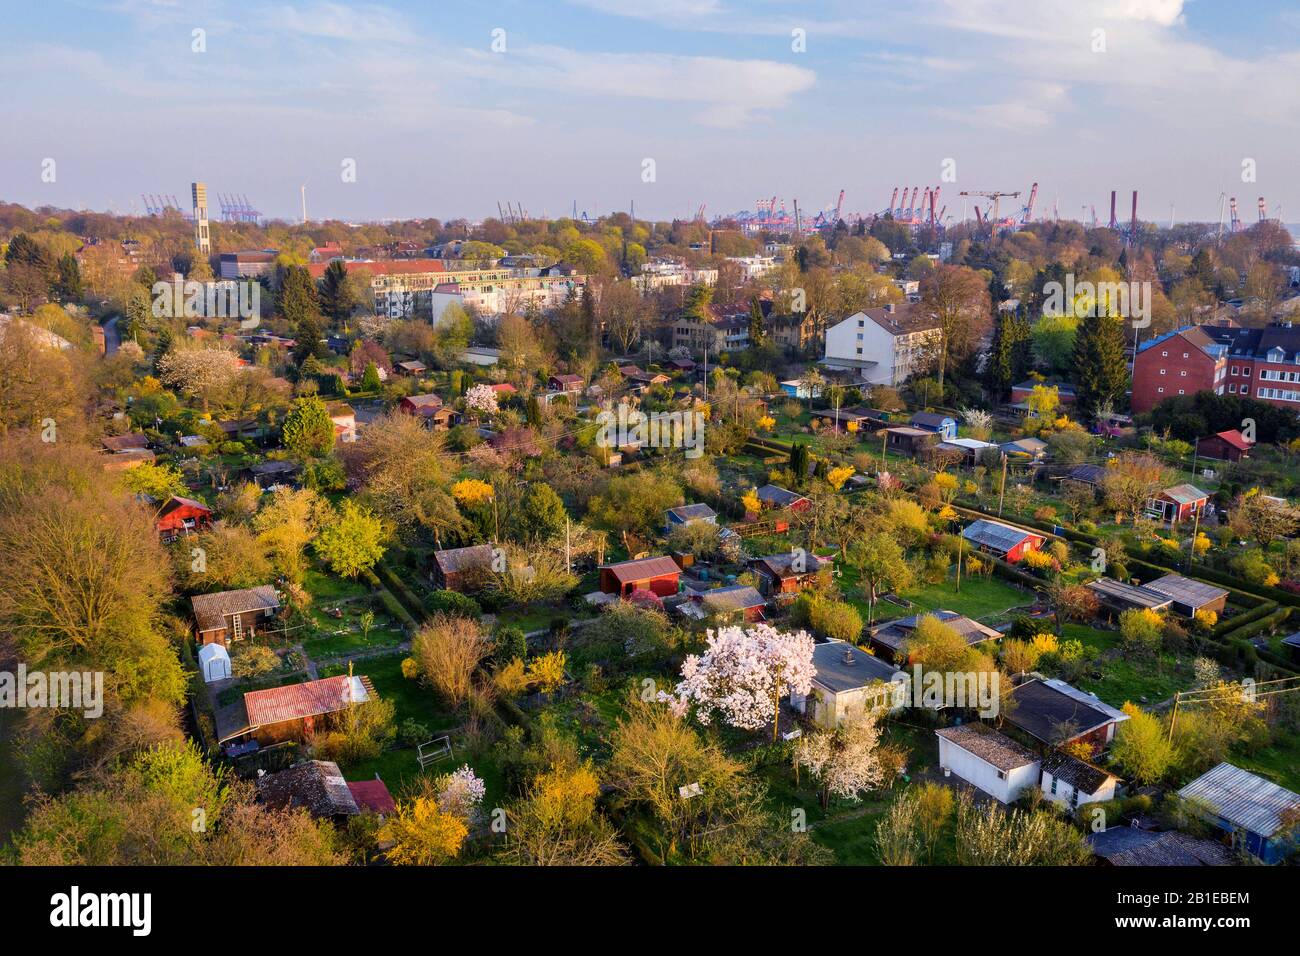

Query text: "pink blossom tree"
[673, 623, 816, 741]
[464, 383, 499, 417]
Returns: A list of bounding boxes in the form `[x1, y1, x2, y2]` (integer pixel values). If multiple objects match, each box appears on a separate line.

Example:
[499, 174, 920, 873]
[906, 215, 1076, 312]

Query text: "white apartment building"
[820, 303, 940, 386]
[308, 259, 584, 319]
[631, 259, 718, 292]
[727, 255, 779, 280]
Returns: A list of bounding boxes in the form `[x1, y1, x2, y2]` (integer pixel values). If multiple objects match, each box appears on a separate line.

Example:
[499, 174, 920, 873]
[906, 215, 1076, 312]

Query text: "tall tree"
[1072, 310, 1128, 419]
[317, 260, 356, 326]
[919, 265, 991, 398]
[279, 265, 322, 363]
[983, 309, 1032, 399]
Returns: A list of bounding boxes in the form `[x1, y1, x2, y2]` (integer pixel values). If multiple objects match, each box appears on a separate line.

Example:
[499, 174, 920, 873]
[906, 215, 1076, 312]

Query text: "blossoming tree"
[673, 623, 816, 741]
[794, 708, 885, 808]
[436, 764, 487, 824]
[464, 383, 499, 416]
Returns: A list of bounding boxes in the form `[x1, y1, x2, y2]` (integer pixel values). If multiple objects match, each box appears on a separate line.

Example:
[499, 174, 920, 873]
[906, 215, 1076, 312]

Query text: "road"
[101, 315, 122, 356]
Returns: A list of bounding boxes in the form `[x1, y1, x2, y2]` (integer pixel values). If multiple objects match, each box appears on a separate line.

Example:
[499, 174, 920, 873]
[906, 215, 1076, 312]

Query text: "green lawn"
[303, 626, 406, 660]
[317, 651, 500, 800]
[838, 566, 1034, 628]
[1231, 733, 1300, 793]
[759, 721, 936, 865]
[1060, 623, 1194, 707]
[320, 652, 458, 733]
[302, 566, 373, 603]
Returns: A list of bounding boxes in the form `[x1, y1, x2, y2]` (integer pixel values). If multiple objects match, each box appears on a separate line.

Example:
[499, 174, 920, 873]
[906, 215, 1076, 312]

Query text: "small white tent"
[198, 642, 232, 683]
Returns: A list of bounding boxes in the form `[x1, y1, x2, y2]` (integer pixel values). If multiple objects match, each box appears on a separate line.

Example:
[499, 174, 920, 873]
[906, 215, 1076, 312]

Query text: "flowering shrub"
[436, 765, 487, 823]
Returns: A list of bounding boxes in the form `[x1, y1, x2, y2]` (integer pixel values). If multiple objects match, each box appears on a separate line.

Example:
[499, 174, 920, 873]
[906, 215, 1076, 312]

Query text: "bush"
[425, 589, 482, 620]
[807, 597, 863, 643]
[1119, 608, 1164, 659]
[399, 718, 431, 746]
[491, 625, 528, 664]
[231, 644, 280, 678]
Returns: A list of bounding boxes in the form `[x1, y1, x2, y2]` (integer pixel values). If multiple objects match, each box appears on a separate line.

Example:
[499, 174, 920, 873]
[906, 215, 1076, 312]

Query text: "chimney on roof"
[841, 648, 856, 665]
[884, 303, 896, 314]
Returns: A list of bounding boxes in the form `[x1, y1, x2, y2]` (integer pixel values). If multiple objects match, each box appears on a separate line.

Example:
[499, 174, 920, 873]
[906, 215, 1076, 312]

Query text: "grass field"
[1060, 623, 1196, 707]
[838, 566, 1034, 628]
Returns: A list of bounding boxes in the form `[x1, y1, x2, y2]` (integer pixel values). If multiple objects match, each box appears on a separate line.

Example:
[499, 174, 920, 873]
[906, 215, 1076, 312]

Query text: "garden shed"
[198, 642, 232, 683]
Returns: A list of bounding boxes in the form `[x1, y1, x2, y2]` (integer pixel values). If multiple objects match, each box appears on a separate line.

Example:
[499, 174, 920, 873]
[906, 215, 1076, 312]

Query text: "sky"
[2, 0, 1298, 224]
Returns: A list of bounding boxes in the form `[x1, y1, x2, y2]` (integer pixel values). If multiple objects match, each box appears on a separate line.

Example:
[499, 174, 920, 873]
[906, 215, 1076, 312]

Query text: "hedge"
[1210, 601, 1279, 639]
[363, 568, 418, 630]
[1215, 606, 1291, 645]
[375, 560, 425, 621]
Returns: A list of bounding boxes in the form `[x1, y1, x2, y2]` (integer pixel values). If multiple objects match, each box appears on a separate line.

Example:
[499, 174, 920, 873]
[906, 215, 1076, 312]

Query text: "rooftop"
[1087, 827, 1235, 866]
[1162, 482, 1210, 505]
[1087, 577, 1173, 611]
[1177, 762, 1300, 838]
[936, 723, 1040, 772]
[1043, 751, 1117, 795]
[432, 543, 495, 576]
[256, 760, 360, 818]
[601, 555, 682, 584]
[1004, 678, 1129, 744]
[1143, 573, 1228, 609]
[962, 518, 1038, 552]
[244, 674, 373, 729]
[191, 585, 280, 633]
[812, 640, 900, 692]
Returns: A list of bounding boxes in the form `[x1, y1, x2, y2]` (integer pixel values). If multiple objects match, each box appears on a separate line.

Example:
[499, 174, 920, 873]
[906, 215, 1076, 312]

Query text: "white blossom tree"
[794, 708, 885, 808]
[435, 764, 487, 824]
[464, 383, 499, 417]
[673, 623, 816, 741]
[157, 346, 241, 413]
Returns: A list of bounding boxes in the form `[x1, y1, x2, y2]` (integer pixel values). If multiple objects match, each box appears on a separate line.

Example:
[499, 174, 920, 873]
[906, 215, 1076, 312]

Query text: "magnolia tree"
[436, 764, 487, 824]
[673, 623, 816, 741]
[795, 709, 885, 808]
[464, 383, 499, 416]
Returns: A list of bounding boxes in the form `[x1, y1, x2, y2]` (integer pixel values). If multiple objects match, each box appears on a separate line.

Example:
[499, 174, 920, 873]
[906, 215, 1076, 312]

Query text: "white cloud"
[264, 2, 418, 44]
[1102, 0, 1185, 25]
[475, 45, 815, 127]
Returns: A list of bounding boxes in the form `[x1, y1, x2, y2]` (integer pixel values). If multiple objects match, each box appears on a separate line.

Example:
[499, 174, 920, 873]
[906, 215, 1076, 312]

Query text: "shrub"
[491, 625, 528, 664]
[807, 597, 864, 643]
[425, 589, 482, 619]
[231, 644, 280, 679]
[1119, 608, 1164, 659]
[399, 718, 431, 746]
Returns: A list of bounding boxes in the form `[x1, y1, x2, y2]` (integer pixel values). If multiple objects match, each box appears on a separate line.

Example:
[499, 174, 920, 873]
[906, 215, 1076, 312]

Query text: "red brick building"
[1130, 327, 1226, 413]
[1132, 322, 1300, 414]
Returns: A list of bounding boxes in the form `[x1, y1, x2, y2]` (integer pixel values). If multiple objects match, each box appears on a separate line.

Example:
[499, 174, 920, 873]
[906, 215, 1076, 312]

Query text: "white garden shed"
[198, 642, 232, 683]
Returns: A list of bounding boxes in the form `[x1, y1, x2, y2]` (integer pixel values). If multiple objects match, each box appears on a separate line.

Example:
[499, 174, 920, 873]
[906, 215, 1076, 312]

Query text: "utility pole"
[1188, 504, 1201, 572]
[997, 453, 1008, 516]
[1167, 691, 1181, 743]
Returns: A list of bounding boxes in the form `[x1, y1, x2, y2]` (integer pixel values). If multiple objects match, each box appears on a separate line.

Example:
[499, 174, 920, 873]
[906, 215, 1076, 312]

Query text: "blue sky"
[2, 0, 1298, 223]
